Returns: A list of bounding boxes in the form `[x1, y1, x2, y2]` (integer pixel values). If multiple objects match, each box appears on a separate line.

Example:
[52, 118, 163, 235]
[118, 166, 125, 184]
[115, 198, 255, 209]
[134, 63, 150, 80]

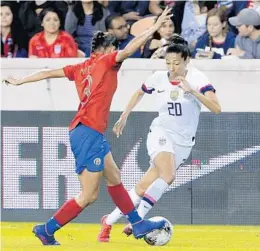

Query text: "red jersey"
[63, 51, 120, 134]
[3, 33, 12, 57]
[29, 31, 78, 58]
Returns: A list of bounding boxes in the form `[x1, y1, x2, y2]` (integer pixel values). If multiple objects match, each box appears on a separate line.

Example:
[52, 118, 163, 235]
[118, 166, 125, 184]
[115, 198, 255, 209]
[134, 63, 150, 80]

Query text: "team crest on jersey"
[94, 158, 101, 166]
[54, 44, 62, 54]
[159, 137, 167, 145]
[170, 91, 179, 101]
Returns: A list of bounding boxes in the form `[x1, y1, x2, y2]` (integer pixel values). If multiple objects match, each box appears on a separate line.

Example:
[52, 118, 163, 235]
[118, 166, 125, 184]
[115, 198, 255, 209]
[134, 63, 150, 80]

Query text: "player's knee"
[76, 189, 99, 207]
[87, 186, 99, 204]
[89, 192, 98, 204]
[75, 194, 89, 208]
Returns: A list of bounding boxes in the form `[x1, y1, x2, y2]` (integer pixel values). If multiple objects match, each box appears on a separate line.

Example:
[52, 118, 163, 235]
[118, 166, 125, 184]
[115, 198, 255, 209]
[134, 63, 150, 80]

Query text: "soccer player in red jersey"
[4, 7, 173, 246]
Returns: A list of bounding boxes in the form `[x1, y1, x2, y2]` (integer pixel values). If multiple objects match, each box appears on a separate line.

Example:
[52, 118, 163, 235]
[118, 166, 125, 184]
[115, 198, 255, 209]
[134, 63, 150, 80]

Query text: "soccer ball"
[144, 216, 173, 246]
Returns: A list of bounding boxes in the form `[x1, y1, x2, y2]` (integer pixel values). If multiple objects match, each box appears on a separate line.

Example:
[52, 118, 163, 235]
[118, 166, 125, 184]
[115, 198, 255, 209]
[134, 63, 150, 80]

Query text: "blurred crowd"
[1, 0, 260, 59]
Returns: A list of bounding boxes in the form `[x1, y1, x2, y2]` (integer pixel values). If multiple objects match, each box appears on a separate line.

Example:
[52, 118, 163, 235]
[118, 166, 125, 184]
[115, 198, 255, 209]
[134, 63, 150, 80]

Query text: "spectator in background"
[193, 6, 236, 59]
[1, 2, 28, 58]
[217, 0, 252, 34]
[98, 0, 109, 8]
[204, 1, 217, 11]
[142, 14, 176, 58]
[2, 0, 23, 15]
[107, 1, 149, 26]
[228, 8, 260, 58]
[29, 7, 78, 58]
[65, 0, 108, 57]
[105, 13, 141, 58]
[19, 1, 68, 39]
[149, 1, 186, 34]
[181, 0, 208, 51]
[218, 0, 251, 16]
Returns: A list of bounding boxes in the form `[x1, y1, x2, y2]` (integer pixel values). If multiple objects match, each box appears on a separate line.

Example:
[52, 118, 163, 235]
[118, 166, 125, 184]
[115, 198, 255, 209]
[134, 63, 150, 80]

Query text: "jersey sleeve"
[141, 72, 159, 94]
[193, 71, 216, 95]
[63, 64, 78, 81]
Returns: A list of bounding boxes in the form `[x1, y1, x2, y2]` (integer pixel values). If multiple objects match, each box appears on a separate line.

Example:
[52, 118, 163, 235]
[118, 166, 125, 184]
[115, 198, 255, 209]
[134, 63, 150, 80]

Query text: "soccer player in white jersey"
[98, 40, 221, 242]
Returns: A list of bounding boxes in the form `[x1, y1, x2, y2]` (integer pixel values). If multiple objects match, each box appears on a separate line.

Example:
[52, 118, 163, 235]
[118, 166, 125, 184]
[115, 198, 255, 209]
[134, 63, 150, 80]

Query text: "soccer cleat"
[132, 219, 166, 239]
[97, 215, 112, 242]
[32, 224, 60, 245]
[122, 224, 133, 237]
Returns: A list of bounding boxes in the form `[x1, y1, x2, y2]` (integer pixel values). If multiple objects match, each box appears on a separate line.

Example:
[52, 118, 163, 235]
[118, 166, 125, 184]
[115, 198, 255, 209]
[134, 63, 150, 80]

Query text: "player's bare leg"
[75, 169, 103, 207]
[98, 152, 167, 241]
[122, 152, 176, 237]
[33, 169, 102, 245]
[135, 166, 160, 197]
[103, 152, 121, 186]
[138, 152, 176, 217]
[122, 167, 160, 236]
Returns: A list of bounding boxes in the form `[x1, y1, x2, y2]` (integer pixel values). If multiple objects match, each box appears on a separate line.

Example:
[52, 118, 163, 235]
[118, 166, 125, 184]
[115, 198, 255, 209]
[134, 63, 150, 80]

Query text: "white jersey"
[142, 66, 215, 146]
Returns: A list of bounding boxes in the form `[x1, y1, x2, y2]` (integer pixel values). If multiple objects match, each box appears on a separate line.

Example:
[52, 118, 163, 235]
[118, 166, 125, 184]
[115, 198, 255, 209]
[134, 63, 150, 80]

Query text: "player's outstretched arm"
[3, 68, 65, 86]
[115, 7, 173, 63]
[113, 89, 145, 137]
[121, 89, 145, 119]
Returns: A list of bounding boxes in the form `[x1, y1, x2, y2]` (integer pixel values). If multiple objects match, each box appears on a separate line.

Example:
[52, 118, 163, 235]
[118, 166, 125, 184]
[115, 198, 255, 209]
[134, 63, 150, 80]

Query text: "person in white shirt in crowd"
[181, 0, 208, 51]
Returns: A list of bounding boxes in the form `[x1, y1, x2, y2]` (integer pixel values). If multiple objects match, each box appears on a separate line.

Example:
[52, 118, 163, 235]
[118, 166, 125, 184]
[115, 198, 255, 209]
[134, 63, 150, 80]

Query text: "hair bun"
[91, 31, 105, 52]
[91, 31, 118, 53]
[96, 31, 105, 41]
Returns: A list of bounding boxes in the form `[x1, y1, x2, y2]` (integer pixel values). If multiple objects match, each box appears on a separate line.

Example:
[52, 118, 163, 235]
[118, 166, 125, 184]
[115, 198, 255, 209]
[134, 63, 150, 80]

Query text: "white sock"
[105, 188, 141, 225]
[137, 178, 169, 219]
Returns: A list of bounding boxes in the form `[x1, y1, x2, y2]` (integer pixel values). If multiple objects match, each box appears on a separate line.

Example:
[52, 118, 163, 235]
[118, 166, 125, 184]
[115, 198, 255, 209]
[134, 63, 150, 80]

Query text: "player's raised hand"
[2, 76, 23, 86]
[174, 76, 193, 93]
[154, 6, 173, 30]
[113, 116, 127, 138]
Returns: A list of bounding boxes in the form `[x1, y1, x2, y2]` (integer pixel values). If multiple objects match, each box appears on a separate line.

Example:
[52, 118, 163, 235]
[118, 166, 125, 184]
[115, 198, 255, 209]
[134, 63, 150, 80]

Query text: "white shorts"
[146, 127, 192, 169]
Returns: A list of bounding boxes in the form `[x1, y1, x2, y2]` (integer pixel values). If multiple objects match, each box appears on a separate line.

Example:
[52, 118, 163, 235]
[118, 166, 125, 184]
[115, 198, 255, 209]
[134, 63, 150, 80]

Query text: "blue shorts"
[69, 124, 110, 174]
